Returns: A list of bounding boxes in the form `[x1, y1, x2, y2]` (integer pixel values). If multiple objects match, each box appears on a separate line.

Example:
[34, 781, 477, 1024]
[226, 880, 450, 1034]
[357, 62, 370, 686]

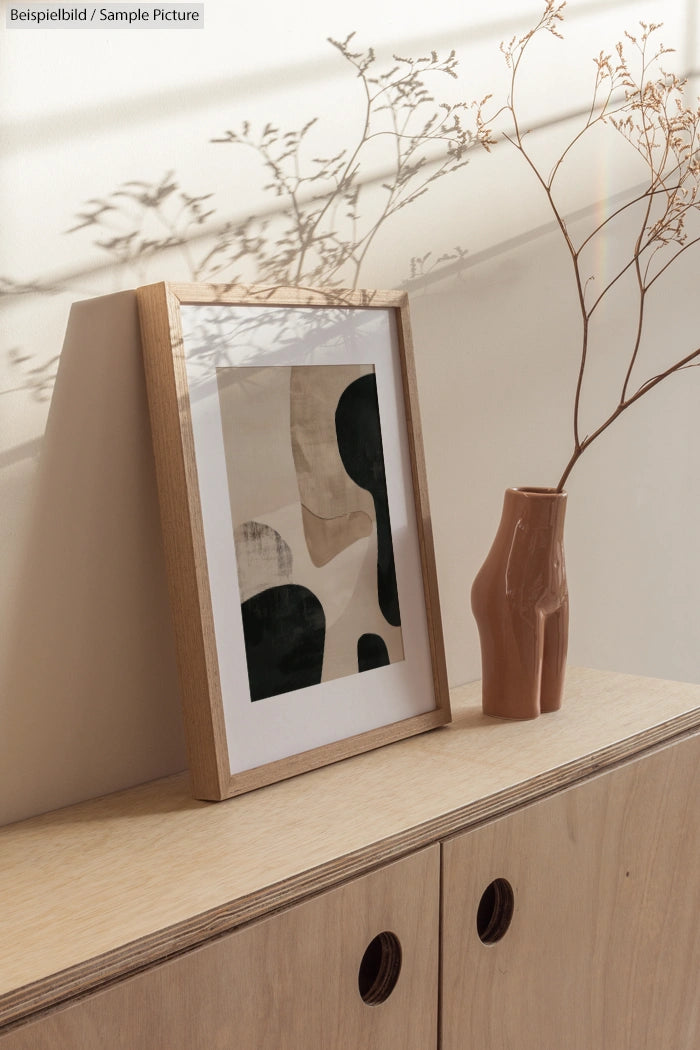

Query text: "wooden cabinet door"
[2, 846, 439, 1050]
[441, 732, 700, 1049]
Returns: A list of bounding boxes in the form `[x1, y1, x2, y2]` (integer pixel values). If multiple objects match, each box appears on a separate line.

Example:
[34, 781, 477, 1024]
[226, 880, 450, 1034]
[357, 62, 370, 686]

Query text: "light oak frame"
[136, 282, 450, 801]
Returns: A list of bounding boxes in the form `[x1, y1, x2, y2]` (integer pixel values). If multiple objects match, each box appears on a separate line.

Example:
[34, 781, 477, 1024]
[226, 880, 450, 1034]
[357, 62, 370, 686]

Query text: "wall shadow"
[0, 291, 187, 825]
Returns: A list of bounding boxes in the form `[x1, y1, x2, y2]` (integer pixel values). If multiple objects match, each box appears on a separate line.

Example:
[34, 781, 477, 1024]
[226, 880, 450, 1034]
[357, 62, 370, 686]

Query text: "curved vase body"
[471, 487, 568, 719]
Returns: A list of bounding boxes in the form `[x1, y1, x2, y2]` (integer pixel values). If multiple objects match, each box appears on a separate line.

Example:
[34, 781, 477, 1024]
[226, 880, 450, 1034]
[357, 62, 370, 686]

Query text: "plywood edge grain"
[2, 709, 698, 1031]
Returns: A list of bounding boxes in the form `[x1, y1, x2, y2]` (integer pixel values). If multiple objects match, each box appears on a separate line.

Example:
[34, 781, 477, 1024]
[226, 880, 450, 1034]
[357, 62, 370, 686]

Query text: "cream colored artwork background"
[1, 0, 699, 822]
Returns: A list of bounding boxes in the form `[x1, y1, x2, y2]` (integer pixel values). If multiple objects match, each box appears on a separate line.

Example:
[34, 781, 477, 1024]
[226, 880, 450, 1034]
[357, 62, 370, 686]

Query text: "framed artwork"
[137, 283, 450, 800]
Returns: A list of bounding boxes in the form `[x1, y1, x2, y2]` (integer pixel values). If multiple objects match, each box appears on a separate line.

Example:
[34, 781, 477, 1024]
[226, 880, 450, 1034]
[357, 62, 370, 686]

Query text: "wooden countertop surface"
[2, 666, 700, 1027]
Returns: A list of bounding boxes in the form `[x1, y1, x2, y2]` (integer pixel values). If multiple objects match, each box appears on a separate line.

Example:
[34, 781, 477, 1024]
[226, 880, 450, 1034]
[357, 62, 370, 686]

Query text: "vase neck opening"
[502, 486, 567, 529]
[509, 487, 565, 497]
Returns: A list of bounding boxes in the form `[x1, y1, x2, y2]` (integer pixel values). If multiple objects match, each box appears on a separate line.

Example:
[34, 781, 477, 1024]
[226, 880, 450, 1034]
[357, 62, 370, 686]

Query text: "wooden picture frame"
[137, 283, 450, 800]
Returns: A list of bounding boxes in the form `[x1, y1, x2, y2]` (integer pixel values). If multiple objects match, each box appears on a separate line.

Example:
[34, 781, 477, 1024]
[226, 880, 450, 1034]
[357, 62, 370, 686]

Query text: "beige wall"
[1, 0, 699, 824]
[411, 223, 700, 688]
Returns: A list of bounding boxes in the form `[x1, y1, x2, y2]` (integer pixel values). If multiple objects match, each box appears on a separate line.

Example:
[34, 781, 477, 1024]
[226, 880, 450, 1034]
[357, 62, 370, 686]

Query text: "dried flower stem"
[480, 1, 700, 491]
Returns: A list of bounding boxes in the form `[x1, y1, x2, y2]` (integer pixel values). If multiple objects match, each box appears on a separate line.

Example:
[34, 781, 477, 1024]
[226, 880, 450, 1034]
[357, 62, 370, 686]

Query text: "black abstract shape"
[241, 584, 325, 702]
[357, 633, 390, 672]
[335, 373, 401, 627]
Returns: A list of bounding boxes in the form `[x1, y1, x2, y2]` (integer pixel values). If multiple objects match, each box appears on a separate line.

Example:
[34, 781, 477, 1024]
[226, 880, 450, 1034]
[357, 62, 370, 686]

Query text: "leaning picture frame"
[137, 282, 450, 800]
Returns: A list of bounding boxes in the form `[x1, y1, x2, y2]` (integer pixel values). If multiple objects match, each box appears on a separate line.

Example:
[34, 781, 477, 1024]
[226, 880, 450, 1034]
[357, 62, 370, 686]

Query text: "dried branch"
[479, 2, 700, 490]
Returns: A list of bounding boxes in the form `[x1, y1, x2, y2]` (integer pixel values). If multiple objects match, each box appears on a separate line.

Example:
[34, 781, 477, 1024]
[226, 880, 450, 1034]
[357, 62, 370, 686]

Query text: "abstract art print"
[217, 363, 404, 701]
[137, 283, 450, 800]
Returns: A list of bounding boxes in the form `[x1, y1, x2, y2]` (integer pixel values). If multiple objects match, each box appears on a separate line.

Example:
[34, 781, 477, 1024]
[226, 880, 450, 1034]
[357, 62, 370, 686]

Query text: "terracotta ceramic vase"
[471, 487, 568, 719]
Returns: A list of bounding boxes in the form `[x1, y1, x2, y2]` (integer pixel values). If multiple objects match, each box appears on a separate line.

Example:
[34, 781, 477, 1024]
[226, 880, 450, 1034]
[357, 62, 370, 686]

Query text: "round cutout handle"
[477, 878, 514, 944]
[358, 931, 402, 1004]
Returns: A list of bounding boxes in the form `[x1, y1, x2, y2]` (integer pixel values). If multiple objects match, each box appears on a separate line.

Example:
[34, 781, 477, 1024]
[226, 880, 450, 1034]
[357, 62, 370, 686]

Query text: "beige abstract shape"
[290, 365, 375, 566]
[259, 502, 372, 633]
[321, 528, 404, 683]
[216, 367, 299, 526]
[300, 505, 373, 568]
[233, 521, 292, 604]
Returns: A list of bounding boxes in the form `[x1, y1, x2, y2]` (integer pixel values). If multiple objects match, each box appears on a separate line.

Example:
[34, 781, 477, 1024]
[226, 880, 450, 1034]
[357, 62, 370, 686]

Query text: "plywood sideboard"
[1, 667, 698, 1048]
